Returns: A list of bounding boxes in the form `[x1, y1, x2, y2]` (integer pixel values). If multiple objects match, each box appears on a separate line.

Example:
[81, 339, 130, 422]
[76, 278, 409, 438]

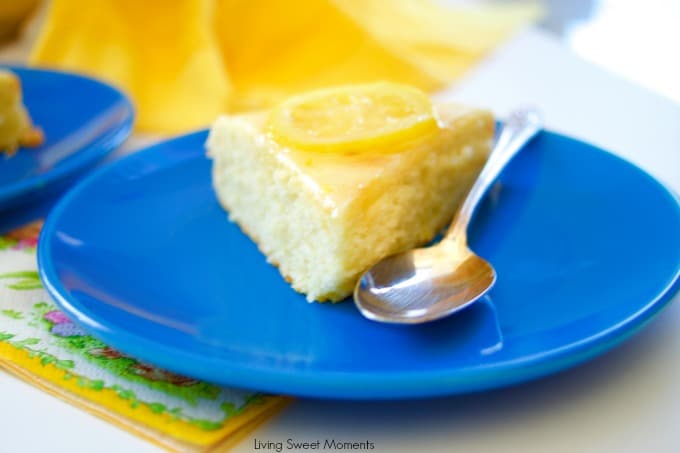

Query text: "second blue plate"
[0, 66, 133, 212]
[38, 130, 680, 399]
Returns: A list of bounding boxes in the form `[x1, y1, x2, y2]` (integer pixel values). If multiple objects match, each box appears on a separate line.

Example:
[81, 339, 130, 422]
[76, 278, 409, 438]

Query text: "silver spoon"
[354, 107, 542, 324]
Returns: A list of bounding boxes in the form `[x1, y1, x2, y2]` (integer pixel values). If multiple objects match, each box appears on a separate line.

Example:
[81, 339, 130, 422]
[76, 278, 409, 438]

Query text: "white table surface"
[1, 27, 678, 453]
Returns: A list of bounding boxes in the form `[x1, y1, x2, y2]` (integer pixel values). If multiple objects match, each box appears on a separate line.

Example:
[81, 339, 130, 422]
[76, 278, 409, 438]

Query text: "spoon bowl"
[356, 243, 497, 323]
[354, 108, 542, 324]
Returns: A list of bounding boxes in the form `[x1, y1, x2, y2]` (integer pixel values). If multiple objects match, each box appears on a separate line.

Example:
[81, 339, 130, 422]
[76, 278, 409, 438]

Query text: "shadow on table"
[0, 188, 61, 234]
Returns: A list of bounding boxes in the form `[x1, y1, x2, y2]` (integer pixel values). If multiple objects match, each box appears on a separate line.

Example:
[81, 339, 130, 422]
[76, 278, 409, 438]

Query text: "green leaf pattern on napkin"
[0, 235, 265, 431]
[0, 270, 42, 290]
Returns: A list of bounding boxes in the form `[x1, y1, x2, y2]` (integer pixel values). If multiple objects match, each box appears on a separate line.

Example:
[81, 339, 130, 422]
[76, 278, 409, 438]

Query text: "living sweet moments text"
[254, 438, 376, 451]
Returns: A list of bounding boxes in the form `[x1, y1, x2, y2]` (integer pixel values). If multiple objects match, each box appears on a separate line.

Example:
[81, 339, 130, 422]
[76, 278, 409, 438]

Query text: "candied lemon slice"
[266, 82, 438, 153]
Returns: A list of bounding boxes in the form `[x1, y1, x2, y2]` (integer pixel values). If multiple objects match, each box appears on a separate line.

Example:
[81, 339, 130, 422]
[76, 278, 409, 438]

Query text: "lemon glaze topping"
[242, 85, 491, 217]
[251, 106, 488, 220]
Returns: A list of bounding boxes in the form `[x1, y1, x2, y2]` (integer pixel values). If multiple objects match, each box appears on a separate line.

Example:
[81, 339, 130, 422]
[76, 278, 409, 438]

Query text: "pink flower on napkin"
[44, 310, 87, 337]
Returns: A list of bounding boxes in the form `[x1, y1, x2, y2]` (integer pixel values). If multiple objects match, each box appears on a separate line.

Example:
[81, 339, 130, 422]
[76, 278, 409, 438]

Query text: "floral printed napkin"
[0, 221, 290, 452]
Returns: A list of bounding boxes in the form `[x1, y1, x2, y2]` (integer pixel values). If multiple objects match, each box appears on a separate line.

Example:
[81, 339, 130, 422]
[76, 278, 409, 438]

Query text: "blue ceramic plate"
[0, 66, 133, 212]
[38, 130, 680, 399]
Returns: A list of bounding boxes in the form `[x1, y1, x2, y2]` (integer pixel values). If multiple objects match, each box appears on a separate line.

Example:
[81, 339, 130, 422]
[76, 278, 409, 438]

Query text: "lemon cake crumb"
[207, 84, 493, 302]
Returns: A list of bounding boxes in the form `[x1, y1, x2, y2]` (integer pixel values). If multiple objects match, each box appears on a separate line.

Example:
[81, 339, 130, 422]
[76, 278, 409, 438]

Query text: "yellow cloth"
[30, 0, 539, 133]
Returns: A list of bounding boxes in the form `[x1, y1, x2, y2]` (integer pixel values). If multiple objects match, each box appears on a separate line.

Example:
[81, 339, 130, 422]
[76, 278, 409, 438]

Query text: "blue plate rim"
[36, 129, 680, 399]
[0, 65, 135, 207]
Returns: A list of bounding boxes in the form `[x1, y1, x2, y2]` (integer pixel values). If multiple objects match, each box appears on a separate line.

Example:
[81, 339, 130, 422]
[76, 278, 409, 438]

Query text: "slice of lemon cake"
[207, 83, 493, 302]
[0, 69, 43, 156]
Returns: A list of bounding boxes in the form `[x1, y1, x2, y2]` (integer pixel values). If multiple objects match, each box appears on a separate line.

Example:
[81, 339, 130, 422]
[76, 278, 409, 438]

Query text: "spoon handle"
[445, 107, 542, 243]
